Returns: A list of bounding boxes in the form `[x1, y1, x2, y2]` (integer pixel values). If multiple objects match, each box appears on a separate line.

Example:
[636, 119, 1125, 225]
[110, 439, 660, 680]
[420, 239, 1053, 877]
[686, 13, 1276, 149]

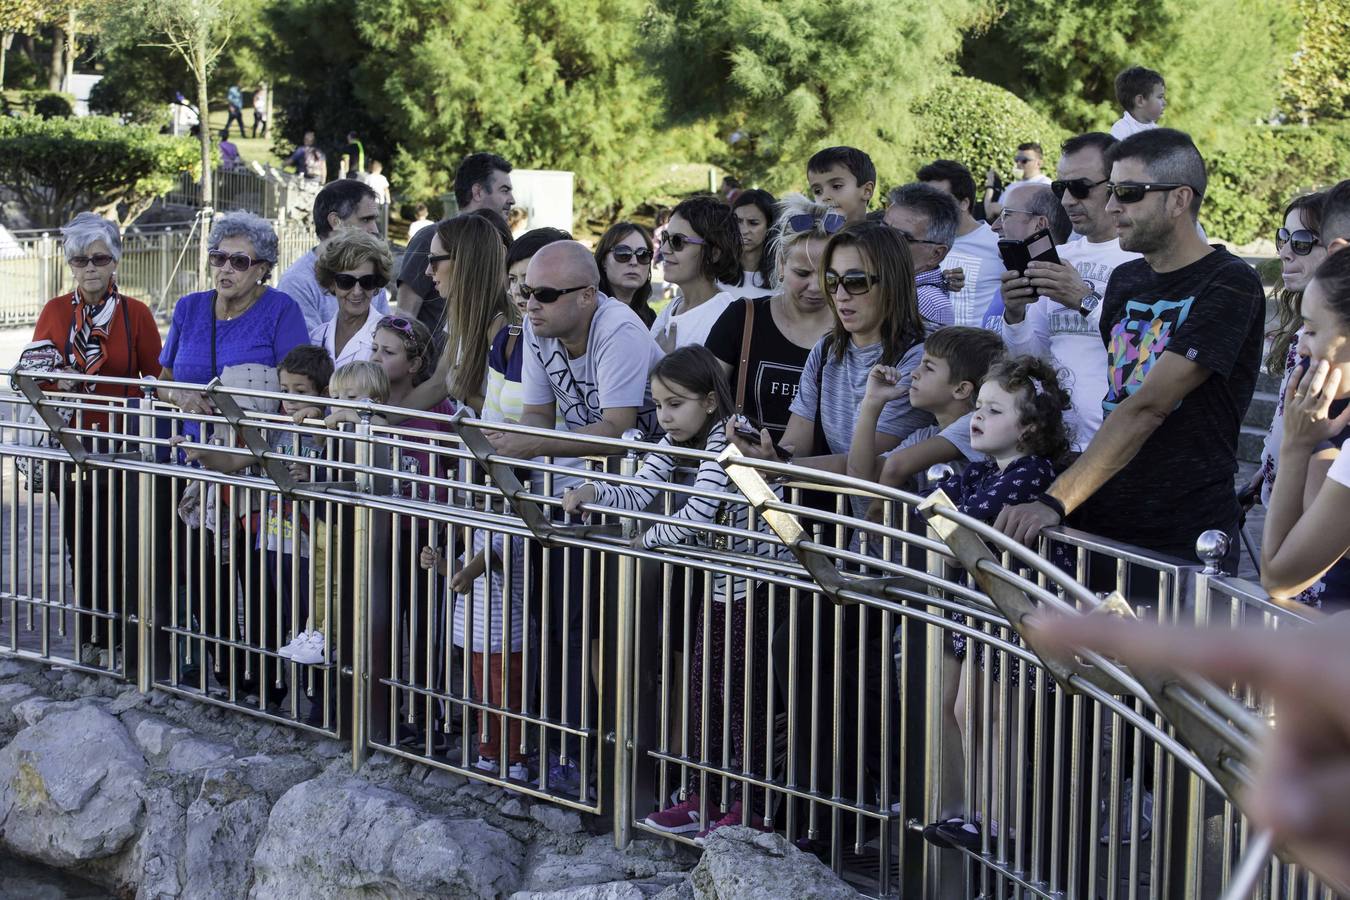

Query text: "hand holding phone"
[998, 228, 1061, 275]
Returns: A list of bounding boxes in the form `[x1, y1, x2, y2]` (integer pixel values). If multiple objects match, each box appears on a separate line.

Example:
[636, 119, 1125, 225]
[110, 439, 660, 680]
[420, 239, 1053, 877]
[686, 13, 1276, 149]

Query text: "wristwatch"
[1078, 289, 1102, 318]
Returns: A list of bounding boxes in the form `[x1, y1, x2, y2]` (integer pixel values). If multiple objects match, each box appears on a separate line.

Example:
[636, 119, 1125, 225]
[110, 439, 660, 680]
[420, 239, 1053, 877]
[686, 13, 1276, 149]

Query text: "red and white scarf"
[69, 284, 120, 392]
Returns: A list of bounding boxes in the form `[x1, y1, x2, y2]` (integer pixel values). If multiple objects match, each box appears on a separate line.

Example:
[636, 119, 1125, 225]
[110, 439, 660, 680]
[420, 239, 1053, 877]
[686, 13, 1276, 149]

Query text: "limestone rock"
[185, 766, 272, 900]
[689, 827, 857, 899]
[511, 883, 649, 900]
[0, 682, 37, 732]
[132, 716, 193, 758]
[530, 803, 584, 835]
[250, 776, 523, 899]
[0, 706, 147, 866]
[166, 737, 232, 772]
[652, 881, 696, 900]
[0, 657, 28, 679]
[132, 784, 190, 900]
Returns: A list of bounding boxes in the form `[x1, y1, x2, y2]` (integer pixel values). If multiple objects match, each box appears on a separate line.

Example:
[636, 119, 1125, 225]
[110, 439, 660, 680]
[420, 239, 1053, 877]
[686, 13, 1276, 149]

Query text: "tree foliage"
[0, 114, 199, 227]
[1280, 0, 1350, 123]
[961, 0, 1297, 152]
[641, 0, 989, 193]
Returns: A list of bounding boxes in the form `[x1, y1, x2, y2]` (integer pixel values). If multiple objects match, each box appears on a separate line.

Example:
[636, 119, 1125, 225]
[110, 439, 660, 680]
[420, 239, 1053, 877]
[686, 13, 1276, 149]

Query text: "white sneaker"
[475, 756, 498, 773]
[276, 632, 304, 659]
[508, 762, 529, 781]
[289, 631, 326, 665]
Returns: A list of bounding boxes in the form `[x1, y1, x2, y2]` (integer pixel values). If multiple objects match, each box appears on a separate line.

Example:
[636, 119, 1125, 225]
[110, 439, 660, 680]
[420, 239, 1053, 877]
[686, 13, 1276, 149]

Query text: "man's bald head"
[527, 240, 601, 288]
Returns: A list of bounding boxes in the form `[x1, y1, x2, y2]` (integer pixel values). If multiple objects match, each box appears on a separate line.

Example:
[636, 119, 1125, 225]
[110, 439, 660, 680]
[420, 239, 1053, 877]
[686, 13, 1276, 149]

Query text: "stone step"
[1255, 368, 1284, 396]
[1243, 391, 1278, 432]
[1238, 424, 1267, 465]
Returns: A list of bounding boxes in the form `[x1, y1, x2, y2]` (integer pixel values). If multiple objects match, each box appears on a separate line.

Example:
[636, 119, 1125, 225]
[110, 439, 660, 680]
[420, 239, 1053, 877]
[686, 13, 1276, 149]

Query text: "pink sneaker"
[643, 794, 703, 835]
[694, 801, 772, 843]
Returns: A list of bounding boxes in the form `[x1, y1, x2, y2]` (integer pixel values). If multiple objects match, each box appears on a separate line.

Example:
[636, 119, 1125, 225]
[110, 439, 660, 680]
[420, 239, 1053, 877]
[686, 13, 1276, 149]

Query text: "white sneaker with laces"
[475, 756, 498, 773]
[289, 631, 326, 665]
[276, 632, 304, 659]
[508, 762, 529, 781]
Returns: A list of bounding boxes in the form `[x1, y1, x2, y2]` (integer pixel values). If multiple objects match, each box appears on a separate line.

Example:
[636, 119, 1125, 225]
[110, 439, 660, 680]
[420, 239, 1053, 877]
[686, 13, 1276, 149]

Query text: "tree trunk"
[195, 28, 213, 286]
[64, 10, 76, 91]
[1, 33, 11, 91]
[47, 25, 65, 91]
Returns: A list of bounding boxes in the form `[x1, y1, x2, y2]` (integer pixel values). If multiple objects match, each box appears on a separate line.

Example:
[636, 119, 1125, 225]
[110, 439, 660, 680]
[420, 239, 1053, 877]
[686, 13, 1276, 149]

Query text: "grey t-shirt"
[789, 337, 932, 456]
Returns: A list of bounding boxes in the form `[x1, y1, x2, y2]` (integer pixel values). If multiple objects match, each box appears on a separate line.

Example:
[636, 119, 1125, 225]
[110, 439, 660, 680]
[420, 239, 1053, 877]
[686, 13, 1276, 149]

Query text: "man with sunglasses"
[997, 128, 1263, 570]
[1001, 133, 1140, 450]
[276, 178, 390, 333]
[918, 159, 1005, 328]
[984, 142, 1052, 222]
[883, 183, 958, 330]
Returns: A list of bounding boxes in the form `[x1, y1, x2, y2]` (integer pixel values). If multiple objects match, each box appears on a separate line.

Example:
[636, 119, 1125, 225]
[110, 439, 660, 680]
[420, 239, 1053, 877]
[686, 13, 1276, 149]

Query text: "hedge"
[909, 76, 1070, 187]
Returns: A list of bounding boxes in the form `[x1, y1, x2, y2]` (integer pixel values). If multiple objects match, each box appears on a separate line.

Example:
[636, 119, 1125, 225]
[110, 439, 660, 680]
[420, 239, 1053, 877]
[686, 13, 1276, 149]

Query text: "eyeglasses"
[892, 228, 943, 246]
[659, 232, 706, 252]
[68, 254, 115, 269]
[1276, 227, 1321, 256]
[611, 244, 653, 264]
[786, 212, 847, 234]
[996, 208, 1035, 224]
[333, 272, 382, 290]
[426, 253, 452, 267]
[824, 269, 879, 295]
[1051, 177, 1109, 200]
[208, 250, 266, 272]
[519, 283, 590, 304]
[1105, 182, 1193, 204]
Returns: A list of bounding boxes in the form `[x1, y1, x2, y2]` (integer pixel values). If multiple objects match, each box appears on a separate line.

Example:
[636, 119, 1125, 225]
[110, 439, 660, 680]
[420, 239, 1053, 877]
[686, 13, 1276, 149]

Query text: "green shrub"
[31, 91, 75, 119]
[1204, 124, 1350, 245]
[0, 115, 200, 227]
[909, 76, 1069, 188]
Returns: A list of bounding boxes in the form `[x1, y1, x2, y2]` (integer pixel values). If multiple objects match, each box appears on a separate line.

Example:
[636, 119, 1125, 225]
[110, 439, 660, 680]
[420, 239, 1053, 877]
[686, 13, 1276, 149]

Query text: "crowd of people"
[20, 61, 1350, 862]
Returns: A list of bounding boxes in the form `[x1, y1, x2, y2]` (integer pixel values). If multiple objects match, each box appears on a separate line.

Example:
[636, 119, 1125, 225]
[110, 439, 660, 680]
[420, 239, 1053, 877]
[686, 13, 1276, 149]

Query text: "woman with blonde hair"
[310, 228, 395, 368]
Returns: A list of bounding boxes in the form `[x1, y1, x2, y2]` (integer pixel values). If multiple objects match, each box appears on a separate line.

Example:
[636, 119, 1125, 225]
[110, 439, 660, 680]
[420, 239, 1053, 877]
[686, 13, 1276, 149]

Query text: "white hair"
[60, 212, 122, 262]
[208, 211, 279, 264]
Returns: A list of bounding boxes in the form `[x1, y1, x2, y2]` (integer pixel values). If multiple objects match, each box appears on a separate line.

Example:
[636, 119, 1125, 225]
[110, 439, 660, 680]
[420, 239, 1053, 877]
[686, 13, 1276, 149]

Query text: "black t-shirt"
[1072, 247, 1263, 557]
[705, 296, 815, 440]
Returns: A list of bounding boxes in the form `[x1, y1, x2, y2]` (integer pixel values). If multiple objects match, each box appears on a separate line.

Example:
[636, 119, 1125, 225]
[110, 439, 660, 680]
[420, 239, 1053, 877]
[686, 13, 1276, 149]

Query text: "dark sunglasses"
[786, 212, 847, 234]
[1014, 155, 1033, 164]
[1276, 227, 1321, 256]
[611, 244, 653, 264]
[426, 253, 452, 267]
[1105, 182, 1192, 204]
[1051, 177, 1109, 200]
[208, 250, 266, 272]
[824, 269, 879, 295]
[893, 228, 942, 246]
[659, 232, 706, 252]
[68, 254, 115, 269]
[519, 283, 589, 304]
[333, 272, 382, 290]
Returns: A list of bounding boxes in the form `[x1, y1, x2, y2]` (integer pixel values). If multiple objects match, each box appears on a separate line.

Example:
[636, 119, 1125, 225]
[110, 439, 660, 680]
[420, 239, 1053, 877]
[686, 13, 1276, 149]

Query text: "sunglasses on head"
[68, 254, 115, 269]
[786, 211, 847, 234]
[1276, 227, 1321, 256]
[333, 272, 382, 291]
[378, 315, 416, 334]
[659, 232, 706, 252]
[519, 283, 590, 304]
[208, 250, 266, 272]
[1105, 181, 1192, 204]
[824, 269, 879, 295]
[1051, 177, 1108, 200]
[611, 244, 653, 264]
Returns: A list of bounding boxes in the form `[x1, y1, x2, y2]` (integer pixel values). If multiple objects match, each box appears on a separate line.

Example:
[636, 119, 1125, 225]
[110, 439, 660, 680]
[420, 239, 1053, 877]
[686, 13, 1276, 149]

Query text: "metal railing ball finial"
[926, 463, 955, 484]
[1196, 530, 1231, 575]
[621, 428, 645, 458]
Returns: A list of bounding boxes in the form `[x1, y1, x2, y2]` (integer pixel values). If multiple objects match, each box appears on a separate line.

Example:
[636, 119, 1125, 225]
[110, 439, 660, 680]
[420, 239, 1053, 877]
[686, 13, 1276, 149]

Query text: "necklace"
[217, 290, 260, 321]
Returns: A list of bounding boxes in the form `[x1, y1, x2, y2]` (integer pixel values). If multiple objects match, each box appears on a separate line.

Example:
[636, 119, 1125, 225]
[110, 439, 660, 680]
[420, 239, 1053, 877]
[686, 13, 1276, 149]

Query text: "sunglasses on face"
[519, 283, 589, 304]
[786, 211, 847, 234]
[333, 272, 382, 291]
[208, 250, 266, 272]
[426, 253, 452, 267]
[1105, 181, 1191, 204]
[611, 244, 653, 264]
[1014, 156, 1033, 164]
[659, 232, 706, 252]
[1276, 227, 1321, 256]
[68, 254, 115, 269]
[1051, 177, 1109, 200]
[893, 228, 942, 246]
[824, 269, 879, 295]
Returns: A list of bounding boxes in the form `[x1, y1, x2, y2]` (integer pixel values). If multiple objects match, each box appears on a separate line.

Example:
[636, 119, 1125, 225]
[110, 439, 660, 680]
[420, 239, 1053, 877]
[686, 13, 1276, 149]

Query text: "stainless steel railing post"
[612, 443, 641, 849]
[351, 412, 373, 771]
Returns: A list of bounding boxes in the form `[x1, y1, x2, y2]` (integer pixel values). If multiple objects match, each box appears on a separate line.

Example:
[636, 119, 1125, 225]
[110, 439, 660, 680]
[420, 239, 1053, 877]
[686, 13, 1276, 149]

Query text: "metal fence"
[0, 218, 316, 325]
[0, 370, 1341, 899]
[163, 166, 322, 225]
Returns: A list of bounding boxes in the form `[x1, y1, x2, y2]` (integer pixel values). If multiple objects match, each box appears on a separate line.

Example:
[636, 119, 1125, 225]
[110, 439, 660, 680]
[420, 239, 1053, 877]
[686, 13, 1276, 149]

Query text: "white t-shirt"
[882, 411, 980, 465]
[365, 172, 390, 200]
[407, 219, 433, 238]
[1018, 174, 1052, 186]
[1001, 236, 1140, 450]
[719, 272, 773, 300]
[1111, 113, 1156, 141]
[650, 290, 736, 349]
[310, 304, 382, 369]
[946, 222, 1004, 329]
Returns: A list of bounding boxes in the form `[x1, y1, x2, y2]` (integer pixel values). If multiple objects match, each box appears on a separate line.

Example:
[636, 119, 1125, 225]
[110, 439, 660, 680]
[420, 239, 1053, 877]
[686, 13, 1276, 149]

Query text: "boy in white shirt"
[1110, 66, 1166, 140]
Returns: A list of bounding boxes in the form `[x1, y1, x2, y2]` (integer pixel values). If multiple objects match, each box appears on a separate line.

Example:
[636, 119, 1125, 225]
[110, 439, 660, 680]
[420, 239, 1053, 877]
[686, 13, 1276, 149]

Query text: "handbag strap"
[733, 298, 756, 414]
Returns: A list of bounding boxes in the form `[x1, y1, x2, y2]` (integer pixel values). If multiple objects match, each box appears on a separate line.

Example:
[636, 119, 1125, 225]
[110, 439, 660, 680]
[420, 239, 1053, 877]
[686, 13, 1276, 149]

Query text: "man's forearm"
[529, 420, 633, 459]
[1047, 402, 1167, 513]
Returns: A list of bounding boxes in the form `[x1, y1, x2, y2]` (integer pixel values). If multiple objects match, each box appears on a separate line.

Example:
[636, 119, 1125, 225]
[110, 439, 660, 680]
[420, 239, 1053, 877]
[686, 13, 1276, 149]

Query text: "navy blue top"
[159, 287, 309, 386]
[935, 455, 1056, 523]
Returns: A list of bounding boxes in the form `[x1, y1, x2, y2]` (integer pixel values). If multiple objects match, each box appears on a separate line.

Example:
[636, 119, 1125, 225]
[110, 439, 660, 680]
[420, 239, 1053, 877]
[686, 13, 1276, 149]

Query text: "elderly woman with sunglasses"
[309, 228, 394, 368]
[159, 211, 309, 416]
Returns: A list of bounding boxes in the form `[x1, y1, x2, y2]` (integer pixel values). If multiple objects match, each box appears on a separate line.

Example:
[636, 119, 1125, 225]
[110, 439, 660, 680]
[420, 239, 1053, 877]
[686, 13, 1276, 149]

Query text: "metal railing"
[0, 370, 1341, 899]
[0, 219, 315, 325]
[163, 166, 321, 225]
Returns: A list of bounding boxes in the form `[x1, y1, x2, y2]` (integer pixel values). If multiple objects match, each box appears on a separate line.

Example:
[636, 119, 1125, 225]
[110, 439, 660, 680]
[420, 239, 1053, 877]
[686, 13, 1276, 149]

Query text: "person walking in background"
[224, 84, 245, 139]
[251, 83, 268, 138]
[365, 160, 391, 206]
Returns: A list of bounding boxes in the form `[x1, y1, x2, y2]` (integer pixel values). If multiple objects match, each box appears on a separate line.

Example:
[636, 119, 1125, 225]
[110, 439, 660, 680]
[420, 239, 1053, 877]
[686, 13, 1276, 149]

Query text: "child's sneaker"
[643, 794, 703, 835]
[474, 756, 498, 773]
[276, 632, 305, 659]
[694, 801, 771, 844]
[508, 761, 529, 781]
[289, 631, 326, 665]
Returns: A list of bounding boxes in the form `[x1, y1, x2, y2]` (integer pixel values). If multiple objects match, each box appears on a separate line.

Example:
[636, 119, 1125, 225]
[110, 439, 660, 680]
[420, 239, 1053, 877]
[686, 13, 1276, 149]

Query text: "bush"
[0, 115, 200, 227]
[1205, 124, 1350, 245]
[31, 91, 75, 119]
[909, 76, 1069, 188]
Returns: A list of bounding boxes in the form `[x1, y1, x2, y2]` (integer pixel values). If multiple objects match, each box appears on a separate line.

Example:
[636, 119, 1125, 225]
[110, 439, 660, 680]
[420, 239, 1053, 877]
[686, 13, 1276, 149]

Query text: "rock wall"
[0, 657, 860, 899]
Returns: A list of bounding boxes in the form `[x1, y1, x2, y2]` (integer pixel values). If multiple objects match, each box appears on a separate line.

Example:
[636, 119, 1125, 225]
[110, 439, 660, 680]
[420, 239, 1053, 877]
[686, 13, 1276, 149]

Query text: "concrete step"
[1255, 368, 1284, 396]
[1243, 390, 1278, 432]
[1238, 424, 1267, 465]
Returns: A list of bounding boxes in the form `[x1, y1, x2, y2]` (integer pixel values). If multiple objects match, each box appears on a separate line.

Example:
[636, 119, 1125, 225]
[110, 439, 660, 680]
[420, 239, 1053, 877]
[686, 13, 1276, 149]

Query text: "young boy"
[1111, 66, 1166, 140]
[847, 326, 1005, 494]
[807, 146, 876, 224]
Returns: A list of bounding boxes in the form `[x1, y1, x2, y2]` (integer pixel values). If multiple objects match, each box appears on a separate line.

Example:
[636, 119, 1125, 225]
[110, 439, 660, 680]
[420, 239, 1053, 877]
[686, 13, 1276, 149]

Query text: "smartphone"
[732, 421, 792, 461]
[998, 228, 1061, 275]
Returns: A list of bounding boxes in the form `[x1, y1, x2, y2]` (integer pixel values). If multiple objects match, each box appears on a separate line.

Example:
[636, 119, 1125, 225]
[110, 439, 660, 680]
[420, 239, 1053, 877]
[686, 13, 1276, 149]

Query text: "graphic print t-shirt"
[705, 296, 814, 441]
[1072, 248, 1263, 555]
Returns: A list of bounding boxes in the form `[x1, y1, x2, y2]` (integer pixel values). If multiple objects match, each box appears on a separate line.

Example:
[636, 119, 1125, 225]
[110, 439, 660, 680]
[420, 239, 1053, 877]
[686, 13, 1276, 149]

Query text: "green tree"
[0, 114, 199, 226]
[0, 0, 47, 90]
[961, 0, 1297, 151]
[641, 0, 990, 193]
[1281, 0, 1350, 123]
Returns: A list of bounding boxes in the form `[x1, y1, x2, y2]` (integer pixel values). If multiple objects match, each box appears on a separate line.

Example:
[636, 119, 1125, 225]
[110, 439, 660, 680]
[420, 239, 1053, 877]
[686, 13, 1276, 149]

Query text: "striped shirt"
[915, 268, 955, 334]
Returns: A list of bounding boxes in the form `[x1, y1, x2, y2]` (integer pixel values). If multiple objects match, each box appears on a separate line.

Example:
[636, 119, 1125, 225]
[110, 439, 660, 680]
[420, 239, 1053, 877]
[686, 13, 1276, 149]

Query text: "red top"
[31, 291, 163, 434]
